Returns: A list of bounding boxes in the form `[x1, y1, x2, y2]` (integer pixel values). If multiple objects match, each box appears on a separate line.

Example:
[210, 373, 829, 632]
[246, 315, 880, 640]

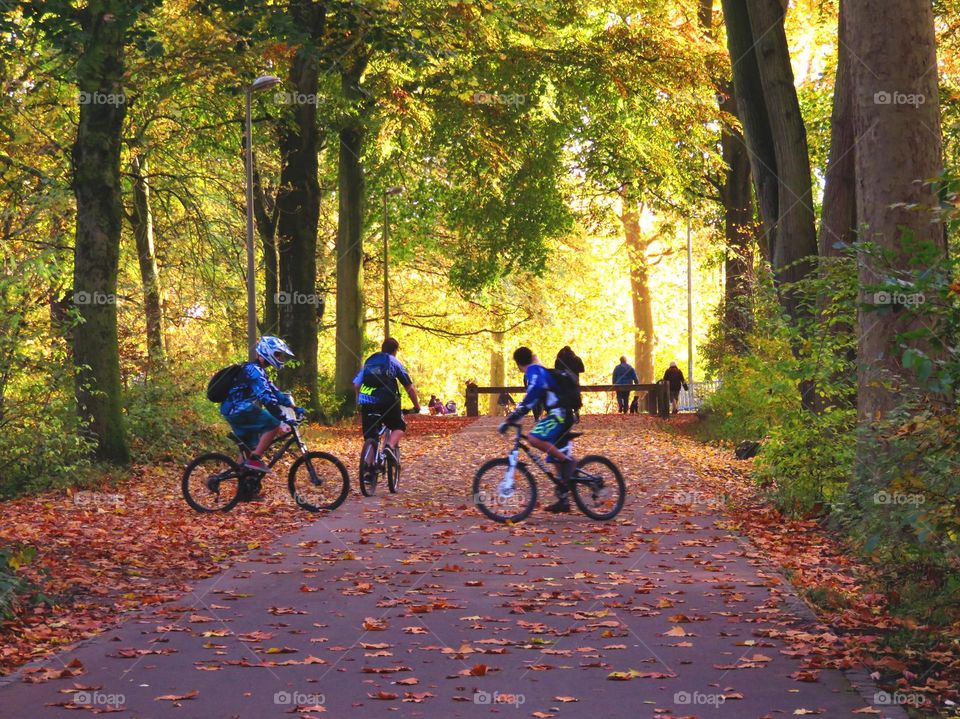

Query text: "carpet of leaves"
[0, 415, 476, 675]
[3, 411, 957, 716]
[662, 414, 960, 716]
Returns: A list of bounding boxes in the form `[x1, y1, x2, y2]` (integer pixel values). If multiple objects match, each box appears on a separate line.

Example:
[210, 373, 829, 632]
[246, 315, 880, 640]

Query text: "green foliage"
[0, 398, 94, 499]
[835, 403, 960, 625]
[828, 223, 960, 621]
[755, 406, 856, 516]
[702, 253, 859, 514]
[0, 252, 95, 498]
[699, 343, 801, 444]
[122, 367, 223, 463]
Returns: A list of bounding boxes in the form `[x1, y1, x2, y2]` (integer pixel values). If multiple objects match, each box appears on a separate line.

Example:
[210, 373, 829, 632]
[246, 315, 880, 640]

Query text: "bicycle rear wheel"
[359, 438, 379, 497]
[288, 451, 350, 512]
[182, 453, 243, 512]
[386, 446, 400, 493]
[571, 455, 626, 520]
[472, 458, 537, 523]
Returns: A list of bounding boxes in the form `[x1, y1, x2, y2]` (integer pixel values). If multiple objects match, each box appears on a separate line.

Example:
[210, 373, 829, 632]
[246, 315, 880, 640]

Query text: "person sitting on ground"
[428, 395, 443, 415]
[663, 361, 689, 415]
[445, 399, 457, 415]
[353, 337, 421, 463]
[220, 335, 303, 473]
[500, 346, 576, 513]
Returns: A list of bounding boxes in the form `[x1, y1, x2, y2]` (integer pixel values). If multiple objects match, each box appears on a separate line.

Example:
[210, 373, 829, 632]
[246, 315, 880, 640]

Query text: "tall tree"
[848, 0, 945, 421]
[719, 94, 755, 353]
[128, 153, 165, 367]
[252, 159, 280, 336]
[72, 4, 131, 462]
[488, 330, 505, 415]
[40, 1, 167, 464]
[333, 45, 369, 412]
[721, 0, 817, 323]
[700, 0, 754, 353]
[275, 0, 325, 413]
[619, 191, 656, 382]
[817, 0, 857, 257]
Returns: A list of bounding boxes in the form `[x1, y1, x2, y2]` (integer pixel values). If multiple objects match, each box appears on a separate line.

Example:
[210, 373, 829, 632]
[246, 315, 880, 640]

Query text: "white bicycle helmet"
[256, 336, 295, 369]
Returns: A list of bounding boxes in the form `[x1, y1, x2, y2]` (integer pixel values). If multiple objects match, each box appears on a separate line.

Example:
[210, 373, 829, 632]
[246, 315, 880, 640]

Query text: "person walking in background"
[555, 346, 585, 422]
[612, 356, 638, 414]
[663, 361, 689, 415]
[555, 346, 585, 379]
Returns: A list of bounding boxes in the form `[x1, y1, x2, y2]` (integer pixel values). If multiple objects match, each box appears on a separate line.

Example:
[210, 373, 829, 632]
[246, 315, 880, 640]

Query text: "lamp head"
[250, 75, 281, 92]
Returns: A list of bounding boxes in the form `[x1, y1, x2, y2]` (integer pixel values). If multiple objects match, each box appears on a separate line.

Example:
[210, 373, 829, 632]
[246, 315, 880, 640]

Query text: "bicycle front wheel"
[472, 458, 537, 523]
[288, 451, 350, 512]
[387, 446, 400, 493]
[359, 438, 379, 497]
[571, 455, 626, 520]
[182, 453, 243, 513]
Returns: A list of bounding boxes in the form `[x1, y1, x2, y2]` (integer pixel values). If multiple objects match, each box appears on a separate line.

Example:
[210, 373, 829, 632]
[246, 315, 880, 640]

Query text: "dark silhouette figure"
[663, 361, 689, 414]
[612, 356, 638, 413]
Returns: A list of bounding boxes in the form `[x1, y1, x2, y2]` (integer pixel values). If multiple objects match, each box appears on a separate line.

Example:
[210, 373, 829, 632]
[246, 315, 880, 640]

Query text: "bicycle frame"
[234, 422, 309, 472]
[506, 427, 569, 490]
[362, 423, 390, 471]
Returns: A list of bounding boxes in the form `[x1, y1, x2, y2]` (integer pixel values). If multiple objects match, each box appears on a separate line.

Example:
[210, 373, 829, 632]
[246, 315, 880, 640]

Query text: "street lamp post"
[245, 74, 281, 360]
[686, 216, 694, 388]
[382, 186, 404, 338]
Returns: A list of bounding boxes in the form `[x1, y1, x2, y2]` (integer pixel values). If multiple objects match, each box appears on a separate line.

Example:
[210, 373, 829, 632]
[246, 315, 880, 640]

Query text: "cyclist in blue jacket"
[220, 336, 303, 472]
[353, 338, 421, 464]
[499, 346, 575, 513]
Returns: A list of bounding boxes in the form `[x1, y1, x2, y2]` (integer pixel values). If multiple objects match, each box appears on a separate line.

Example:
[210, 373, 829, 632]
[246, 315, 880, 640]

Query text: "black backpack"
[549, 368, 582, 411]
[206, 363, 244, 402]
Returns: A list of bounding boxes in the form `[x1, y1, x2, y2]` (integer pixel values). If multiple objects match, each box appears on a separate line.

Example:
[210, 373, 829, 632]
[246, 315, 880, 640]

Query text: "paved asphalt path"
[0, 416, 907, 719]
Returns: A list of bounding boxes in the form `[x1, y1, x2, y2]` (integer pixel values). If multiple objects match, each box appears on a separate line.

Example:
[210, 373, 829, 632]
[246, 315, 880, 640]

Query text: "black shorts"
[360, 404, 406, 440]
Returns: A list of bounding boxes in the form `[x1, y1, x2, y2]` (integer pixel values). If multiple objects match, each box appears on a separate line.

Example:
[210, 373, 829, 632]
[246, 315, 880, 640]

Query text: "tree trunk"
[818, 0, 857, 257]
[700, 0, 755, 353]
[72, 5, 130, 464]
[745, 0, 818, 320]
[334, 53, 370, 413]
[620, 193, 655, 383]
[720, 87, 755, 353]
[130, 154, 165, 369]
[276, 0, 324, 413]
[252, 159, 279, 336]
[849, 0, 945, 422]
[721, 0, 777, 261]
[488, 330, 505, 415]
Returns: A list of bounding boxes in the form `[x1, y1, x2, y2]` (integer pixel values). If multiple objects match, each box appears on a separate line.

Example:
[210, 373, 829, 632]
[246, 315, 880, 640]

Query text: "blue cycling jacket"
[220, 362, 292, 418]
[516, 364, 559, 415]
[353, 352, 413, 407]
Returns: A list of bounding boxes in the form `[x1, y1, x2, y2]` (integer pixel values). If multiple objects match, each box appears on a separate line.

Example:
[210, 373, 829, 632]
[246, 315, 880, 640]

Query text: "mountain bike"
[472, 424, 626, 523]
[358, 412, 401, 496]
[182, 411, 349, 513]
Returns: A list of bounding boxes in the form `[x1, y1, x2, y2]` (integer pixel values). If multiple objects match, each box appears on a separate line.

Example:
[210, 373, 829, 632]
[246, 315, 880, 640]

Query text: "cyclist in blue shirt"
[353, 337, 421, 463]
[499, 346, 575, 513]
[220, 336, 303, 472]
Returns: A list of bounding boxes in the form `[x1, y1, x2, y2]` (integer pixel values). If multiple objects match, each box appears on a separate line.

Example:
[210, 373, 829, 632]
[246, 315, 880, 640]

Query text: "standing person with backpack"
[500, 346, 580, 513]
[213, 336, 304, 473]
[662, 361, 689, 414]
[353, 338, 421, 463]
[554, 345, 585, 422]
